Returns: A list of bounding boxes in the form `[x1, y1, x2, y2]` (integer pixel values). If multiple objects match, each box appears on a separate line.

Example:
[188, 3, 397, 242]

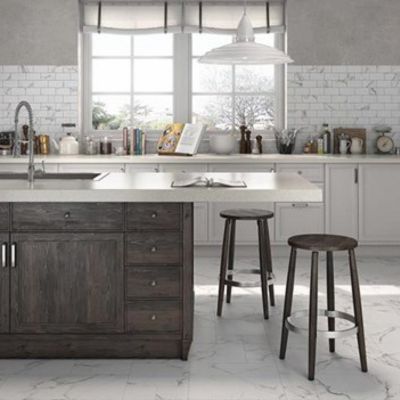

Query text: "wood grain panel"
[12, 203, 123, 231]
[0, 233, 9, 333]
[126, 266, 180, 299]
[0, 204, 9, 231]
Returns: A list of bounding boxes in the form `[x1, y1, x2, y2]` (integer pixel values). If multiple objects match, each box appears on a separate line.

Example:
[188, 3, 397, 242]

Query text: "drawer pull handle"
[64, 211, 71, 219]
[10, 243, 16, 268]
[291, 203, 309, 208]
[297, 170, 303, 175]
[1, 243, 7, 268]
[151, 212, 158, 219]
[150, 246, 157, 253]
[150, 280, 157, 287]
[151, 314, 157, 321]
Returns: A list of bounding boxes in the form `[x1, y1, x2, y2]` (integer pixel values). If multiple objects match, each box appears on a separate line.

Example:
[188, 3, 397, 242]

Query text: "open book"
[172, 176, 246, 188]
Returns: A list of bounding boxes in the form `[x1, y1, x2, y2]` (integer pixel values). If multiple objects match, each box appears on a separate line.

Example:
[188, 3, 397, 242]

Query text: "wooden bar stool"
[217, 209, 275, 319]
[279, 234, 368, 381]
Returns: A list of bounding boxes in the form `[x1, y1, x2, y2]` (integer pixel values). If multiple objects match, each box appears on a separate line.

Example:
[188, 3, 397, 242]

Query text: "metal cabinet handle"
[150, 246, 157, 253]
[120, 167, 125, 172]
[297, 170, 303, 175]
[10, 243, 16, 268]
[151, 212, 158, 219]
[151, 314, 157, 321]
[154, 167, 160, 173]
[150, 280, 157, 287]
[269, 168, 275, 173]
[64, 211, 71, 219]
[1, 243, 7, 268]
[354, 168, 358, 184]
[291, 203, 309, 208]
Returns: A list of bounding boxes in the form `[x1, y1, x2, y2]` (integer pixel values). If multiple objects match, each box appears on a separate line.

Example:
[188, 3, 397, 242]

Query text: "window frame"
[82, 32, 286, 138]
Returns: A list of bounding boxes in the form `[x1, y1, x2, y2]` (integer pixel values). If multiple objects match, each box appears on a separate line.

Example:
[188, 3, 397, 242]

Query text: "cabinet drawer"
[0, 204, 9, 231]
[126, 203, 181, 231]
[12, 203, 123, 231]
[126, 266, 180, 299]
[126, 300, 180, 333]
[276, 164, 324, 182]
[125, 232, 181, 265]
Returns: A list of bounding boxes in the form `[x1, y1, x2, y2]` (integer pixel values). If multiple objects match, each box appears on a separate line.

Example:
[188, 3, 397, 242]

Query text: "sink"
[0, 172, 108, 181]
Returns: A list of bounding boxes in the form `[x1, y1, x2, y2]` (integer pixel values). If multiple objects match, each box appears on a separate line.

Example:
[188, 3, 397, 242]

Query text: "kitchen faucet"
[13, 101, 35, 183]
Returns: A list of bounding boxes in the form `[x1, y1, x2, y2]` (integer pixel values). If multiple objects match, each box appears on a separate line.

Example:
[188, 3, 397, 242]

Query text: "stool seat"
[288, 234, 358, 252]
[220, 208, 274, 220]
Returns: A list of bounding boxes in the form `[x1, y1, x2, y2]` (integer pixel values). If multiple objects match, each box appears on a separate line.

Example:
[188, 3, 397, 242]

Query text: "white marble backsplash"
[287, 65, 400, 152]
[0, 65, 79, 136]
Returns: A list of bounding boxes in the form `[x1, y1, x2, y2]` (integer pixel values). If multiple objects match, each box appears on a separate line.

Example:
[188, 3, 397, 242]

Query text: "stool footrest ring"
[224, 274, 275, 288]
[286, 309, 358, 339]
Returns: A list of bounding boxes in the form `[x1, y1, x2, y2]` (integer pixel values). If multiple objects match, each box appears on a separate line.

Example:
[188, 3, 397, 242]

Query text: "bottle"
[317, 137, 324, 155]
[321, 123, 331, 154]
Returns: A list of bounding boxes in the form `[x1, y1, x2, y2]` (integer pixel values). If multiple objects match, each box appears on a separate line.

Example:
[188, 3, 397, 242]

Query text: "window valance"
[81, 0, 286, 35]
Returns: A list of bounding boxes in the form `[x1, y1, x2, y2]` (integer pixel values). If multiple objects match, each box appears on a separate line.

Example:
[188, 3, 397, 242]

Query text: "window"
[86, 33, 173, 131]
[192, 33, 278, 131]
[83, 32, 284, 134]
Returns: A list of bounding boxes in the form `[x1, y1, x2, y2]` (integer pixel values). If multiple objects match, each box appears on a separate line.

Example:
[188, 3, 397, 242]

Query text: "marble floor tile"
[0, 255, 399, 400]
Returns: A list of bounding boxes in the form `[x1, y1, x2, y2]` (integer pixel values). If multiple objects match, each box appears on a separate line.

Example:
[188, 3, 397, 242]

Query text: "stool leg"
[263, 219, 275, 306]
[279, 247, 297, 360]
[308, 251, 319, 381]
[217, 219, 231, 317]
[348, 249, 368, 372]
[326, 251, 335, 353]
[257, 219, 269, 319]
[226, 219, 236, 304]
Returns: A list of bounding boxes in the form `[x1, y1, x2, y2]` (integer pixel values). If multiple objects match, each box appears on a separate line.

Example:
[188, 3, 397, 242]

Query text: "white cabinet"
[58, 163, 126, 173]
[0, 163, 58, 173]
[275, 202, 324, 242]
[359, 164, 400, 243]
[160, 163, 208, 244]
[276, 163, 324, 182]
[325, 164, 358, 238]
[208, 163, 275, 244]
[125, 164, 159, 173]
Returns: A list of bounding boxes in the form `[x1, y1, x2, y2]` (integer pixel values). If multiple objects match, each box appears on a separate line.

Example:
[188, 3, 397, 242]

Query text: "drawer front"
[12, 203, 123, 231]
[126, 300, 181, 333]
[126, 203, 181, 231]
[125, 232, 181, 265]
[0, 204, 9, 231]
[58, 163, 126, 173]
[276, 164, 324, 182]
[126, 266, 180, 299]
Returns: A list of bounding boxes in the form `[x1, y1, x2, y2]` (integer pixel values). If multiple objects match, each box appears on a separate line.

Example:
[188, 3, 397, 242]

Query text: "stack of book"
[129, 128, 146, 155]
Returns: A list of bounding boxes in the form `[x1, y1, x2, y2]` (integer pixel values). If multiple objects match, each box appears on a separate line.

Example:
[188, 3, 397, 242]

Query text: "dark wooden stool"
[279, 234, 368, 381]
[217, 209, 275, 319]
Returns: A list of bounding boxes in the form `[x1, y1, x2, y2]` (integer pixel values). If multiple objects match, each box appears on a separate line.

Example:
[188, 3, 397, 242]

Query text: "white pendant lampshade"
[198, 12, 293, 65]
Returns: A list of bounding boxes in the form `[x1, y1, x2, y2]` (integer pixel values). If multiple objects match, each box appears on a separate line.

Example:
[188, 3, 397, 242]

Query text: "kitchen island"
[0, 172, 321, 359]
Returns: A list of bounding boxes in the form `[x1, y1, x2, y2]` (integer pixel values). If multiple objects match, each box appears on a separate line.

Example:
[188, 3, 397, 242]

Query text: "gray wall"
[0, 0, 79, 65]
[0, 0, 399, 65]
[287, 0, 400, 65]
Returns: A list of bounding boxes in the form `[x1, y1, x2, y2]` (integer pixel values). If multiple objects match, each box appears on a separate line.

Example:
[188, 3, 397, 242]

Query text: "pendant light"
[198, 9, 293, 65]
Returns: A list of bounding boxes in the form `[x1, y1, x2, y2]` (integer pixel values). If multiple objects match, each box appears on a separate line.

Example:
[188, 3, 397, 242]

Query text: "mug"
[339, 139, 351, 155]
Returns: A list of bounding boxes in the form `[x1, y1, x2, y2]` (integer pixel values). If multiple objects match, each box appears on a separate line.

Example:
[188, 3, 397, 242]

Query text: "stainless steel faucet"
[14, 101, 35, 183]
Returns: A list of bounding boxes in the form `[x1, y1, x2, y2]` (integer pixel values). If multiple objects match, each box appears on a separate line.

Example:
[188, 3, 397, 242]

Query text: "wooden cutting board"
[333, 128, 367, 154]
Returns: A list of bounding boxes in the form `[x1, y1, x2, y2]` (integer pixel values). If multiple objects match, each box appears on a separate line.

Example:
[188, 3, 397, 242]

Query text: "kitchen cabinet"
[125, 164, 159, 173]
[58, 163, 126, 173]
[0, 163, 58, 173]
[208, 163, 275, 244]
[274, 202, 324, 243]
[359, 164, 400, 243]
[10, 232, 124, 334]
[0, 233, 9, 333]
[325, 164, 358, 238]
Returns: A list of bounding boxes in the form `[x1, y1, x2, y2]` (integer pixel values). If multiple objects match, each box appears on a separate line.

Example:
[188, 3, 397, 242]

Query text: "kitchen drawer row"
[1, 161, 399, 244]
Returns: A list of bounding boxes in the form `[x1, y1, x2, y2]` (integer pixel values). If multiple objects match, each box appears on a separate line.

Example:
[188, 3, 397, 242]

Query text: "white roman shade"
[81, 0, 286, 35]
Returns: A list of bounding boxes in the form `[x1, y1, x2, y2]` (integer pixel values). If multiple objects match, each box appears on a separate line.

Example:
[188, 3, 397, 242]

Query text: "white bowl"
[209, 133, 237, 155]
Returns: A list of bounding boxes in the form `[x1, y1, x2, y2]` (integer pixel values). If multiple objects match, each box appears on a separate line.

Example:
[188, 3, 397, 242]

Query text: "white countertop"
[1, 153, 400, 164]
[0, 172, 322, 203]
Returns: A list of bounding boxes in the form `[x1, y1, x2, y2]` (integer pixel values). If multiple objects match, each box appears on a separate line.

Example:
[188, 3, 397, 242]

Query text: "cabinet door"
[359, 164, 400, 243]
[0, 233, 9, 333]
[208, 164, 275, 244]
[325, 164, 358, 238]
[58, 163, 126, 173]
[10, 233, 123, 334]
[275, 202, 324, 243]
[160, 164, 208, 243]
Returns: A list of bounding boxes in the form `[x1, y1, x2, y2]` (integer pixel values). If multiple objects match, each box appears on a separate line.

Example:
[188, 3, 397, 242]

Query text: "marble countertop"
[0, 154, 400, 164]
[0, 172, 322, 203]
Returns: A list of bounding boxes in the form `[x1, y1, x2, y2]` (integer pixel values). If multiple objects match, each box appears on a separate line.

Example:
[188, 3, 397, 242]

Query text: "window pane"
[235, 95, 275, 130]
[235, 65, 274, 93]
[92, 95, 130, 130]
[192, 95, 232, 130]
[192, 34, 232, 57]
[192, 61, 232, 93]
[134, 95, 173, 129]
[134, 34, 173, 56]
[134, 59, 173, 92]
[92, 34, 131, 56]
[93, 59, 131, 92]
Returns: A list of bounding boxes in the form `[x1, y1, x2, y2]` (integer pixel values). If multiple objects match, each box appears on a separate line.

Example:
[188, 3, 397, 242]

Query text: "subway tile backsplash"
[1, 65, 400, 153]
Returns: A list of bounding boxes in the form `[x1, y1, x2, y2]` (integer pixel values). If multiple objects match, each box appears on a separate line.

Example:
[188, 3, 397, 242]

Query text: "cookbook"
[172, 176, 246, 188]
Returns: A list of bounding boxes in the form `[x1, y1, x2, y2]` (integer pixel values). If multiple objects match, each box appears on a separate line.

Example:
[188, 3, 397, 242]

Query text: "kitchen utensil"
[39, 135, 50, 155]
[209, 132, 236, 154]
[339, 136, 351, 155]
[350, 137, 364, 154]
[333, 128, 366, 154]
[100, 137, 112, 155]
[59, 133, 79, 155]
[275, 128, 298, 154]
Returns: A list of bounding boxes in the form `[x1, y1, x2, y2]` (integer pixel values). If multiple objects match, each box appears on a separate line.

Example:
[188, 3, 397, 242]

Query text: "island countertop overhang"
[0, 172, 322, 203]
